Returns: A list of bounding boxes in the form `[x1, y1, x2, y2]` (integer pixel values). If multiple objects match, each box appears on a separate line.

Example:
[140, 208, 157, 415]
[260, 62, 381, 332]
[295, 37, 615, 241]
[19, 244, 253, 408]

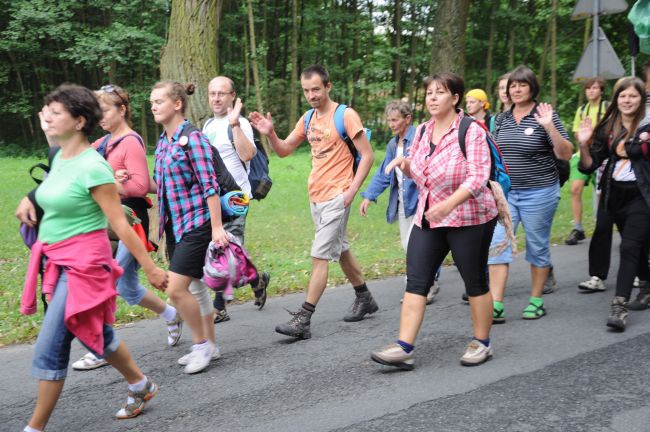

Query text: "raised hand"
[248, 111, 274, 136]
[38, 106, 50, 132]
[577, 117, 594, 146]
[533, 102, 554, 129]
[227, 97, 243, 126]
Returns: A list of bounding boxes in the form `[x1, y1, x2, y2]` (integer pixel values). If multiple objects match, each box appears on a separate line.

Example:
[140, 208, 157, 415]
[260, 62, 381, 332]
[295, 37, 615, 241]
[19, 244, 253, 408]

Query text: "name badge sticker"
[524, 127, 534, 136]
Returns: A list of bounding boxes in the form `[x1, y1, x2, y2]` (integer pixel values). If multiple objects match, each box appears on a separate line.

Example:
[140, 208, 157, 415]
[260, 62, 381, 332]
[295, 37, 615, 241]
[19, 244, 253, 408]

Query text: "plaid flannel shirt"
[408, 112, 497, 229]
[154, 120, 219, 242]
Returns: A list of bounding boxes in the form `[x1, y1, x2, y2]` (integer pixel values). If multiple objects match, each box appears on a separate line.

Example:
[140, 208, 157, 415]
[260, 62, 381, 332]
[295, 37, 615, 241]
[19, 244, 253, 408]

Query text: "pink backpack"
[201, 240, 258, 294]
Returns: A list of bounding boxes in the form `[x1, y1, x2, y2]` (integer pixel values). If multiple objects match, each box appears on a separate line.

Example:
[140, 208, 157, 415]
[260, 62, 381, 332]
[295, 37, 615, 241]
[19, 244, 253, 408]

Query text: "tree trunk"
[289, 0, 299, 125]
[406, 1, 419, 102]
[429, 0, 471, 77]
[160, 0, 221, 126]
[538, 19, 551, 93]
[484, 0, 499, 95]
[247, 0, 271, 153]
[507, 0, 516, 69]
[550, 0, 557, 107]
[394, 0, 402, 97]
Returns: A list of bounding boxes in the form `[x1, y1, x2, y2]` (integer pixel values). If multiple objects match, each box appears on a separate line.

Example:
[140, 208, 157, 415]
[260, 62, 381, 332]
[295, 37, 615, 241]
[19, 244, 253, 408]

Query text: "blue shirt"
[361, 125, 418, 223]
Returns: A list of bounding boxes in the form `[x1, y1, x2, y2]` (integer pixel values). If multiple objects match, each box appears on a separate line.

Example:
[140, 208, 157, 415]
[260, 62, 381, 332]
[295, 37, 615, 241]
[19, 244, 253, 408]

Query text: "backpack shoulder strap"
[418, 124, 427, 141]
[457, 116, 474, 158]
[303, 109, 315, 135]
[333, 104, 349, 141]
[96, 134, 112, 158]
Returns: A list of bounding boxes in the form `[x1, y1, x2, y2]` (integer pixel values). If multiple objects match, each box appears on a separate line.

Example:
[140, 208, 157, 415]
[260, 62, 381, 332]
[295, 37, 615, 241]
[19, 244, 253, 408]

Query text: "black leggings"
[406, 217, 497, 297]
[608, 181, 650, 300]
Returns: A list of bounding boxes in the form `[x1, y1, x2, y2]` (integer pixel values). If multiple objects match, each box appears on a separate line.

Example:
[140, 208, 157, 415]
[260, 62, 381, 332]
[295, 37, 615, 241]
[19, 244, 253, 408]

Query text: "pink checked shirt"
[408, 112, 497, 229]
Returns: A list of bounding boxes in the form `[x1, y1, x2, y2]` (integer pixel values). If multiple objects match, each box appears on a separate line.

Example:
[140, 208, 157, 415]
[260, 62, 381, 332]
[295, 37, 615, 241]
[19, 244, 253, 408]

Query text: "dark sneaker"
[628, 287, 650, 310]
[607, 297, 628, 331]
[253, 272, 270, 310]
[275, 308, 312, 339]
[542, 266, 557, 295]
[343, 291, 379, 322]
[213, 309, 230, 324]
[371, 343, 414, 370]
[565, 228, 586, 245]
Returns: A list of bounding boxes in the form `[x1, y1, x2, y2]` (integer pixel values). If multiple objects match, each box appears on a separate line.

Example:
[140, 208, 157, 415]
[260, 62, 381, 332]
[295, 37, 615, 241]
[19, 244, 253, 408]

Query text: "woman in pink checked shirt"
[370, 73, 498, 370]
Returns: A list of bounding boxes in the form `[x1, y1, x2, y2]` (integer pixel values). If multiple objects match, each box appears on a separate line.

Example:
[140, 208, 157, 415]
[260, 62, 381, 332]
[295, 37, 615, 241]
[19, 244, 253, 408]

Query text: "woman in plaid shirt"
[371, 73, 498, 370]
[151, 81, 230, 375]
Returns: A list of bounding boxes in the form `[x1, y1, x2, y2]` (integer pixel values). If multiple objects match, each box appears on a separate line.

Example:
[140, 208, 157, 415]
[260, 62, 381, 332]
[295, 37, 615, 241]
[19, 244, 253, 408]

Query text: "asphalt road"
[3, 237, 650, 432]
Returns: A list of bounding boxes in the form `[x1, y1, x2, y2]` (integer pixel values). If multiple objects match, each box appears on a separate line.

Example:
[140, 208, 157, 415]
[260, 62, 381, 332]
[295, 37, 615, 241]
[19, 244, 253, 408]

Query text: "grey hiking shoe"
[371, 343, 414, 370]
[542, 266, 557, 294]
[607, 297, 628, 331]
[343, 291, 379, 322]
[628, 286, 650, 310]
[275, 308, 312, 339]
[253, 272, 270, 310]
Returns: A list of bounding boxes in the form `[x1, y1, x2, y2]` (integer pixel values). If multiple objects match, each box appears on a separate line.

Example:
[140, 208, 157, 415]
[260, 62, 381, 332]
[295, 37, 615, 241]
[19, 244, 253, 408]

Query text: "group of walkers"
[14, 60, 650, 431]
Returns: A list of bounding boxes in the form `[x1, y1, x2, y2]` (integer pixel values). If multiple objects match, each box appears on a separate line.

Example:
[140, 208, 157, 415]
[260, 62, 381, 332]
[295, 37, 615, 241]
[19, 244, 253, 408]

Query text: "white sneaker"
[178, 343, 220, 369]
[578, 276, 606, 292]
[460, 340, 493, 366]
[72, 352, 109, 371]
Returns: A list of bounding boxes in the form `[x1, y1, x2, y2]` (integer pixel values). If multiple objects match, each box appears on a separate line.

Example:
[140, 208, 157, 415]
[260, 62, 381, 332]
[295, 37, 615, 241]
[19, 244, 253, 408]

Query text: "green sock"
[493, 300, 504, 311]
[529, 296, 543, 307]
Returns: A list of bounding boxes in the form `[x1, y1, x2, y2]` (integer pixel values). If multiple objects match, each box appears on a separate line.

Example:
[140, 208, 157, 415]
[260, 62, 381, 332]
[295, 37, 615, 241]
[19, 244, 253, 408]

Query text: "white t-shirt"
[203, 115, 256, 195]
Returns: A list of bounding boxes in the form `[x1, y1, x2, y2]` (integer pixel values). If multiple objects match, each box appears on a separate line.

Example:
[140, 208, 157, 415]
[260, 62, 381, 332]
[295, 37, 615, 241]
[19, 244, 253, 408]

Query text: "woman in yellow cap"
[465, 89, 491, 127]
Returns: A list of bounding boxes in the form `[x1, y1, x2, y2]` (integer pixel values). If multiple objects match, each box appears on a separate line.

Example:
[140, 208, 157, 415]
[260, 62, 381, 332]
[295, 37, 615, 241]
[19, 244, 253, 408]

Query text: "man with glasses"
[202, 76, 270, 323]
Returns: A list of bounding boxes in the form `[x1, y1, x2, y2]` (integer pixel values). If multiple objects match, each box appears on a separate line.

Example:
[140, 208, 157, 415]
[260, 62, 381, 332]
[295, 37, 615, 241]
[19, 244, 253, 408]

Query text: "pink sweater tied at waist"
[21, 229, 122, 355]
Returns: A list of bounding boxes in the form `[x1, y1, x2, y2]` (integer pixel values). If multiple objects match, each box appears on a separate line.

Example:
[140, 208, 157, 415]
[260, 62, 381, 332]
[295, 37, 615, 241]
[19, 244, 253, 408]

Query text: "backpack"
[180, 123, 241, 195]
[204, 117, 273, 200]
[420, 116, 511, 197]
[201, 239, 258, 293]
[96, 132, 145, 158]
[303, 104, 372, 174]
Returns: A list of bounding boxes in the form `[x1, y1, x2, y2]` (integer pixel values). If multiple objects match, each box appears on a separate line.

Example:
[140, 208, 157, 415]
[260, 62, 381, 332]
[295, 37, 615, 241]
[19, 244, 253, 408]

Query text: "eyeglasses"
[211, 91, 234, 98]
[100, 84, 128, 106]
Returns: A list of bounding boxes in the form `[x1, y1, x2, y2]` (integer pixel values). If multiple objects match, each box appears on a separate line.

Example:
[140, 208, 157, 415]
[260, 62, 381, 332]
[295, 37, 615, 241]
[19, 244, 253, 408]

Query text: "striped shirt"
[154, 120, 219, 243]
[408, 112, 497, 229]
[494, 107, 569, 189]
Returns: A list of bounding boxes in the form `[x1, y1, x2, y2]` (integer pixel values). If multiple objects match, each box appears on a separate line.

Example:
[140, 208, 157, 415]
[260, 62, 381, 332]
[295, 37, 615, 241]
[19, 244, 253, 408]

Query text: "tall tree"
[550, 0, 558, 106]
[289, 0, 299, 126]
[429, 0, 471, 77]
[247, 0, 270, 153]
[394, 0, 402, 97]
[484, 0, 499, 94]
[160, 0, 221, 125]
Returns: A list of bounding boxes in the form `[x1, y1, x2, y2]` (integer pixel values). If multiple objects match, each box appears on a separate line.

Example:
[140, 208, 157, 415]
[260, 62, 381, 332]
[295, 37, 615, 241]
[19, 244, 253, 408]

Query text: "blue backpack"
[303, 104, 371, 174]
[422, 116, 511, 197]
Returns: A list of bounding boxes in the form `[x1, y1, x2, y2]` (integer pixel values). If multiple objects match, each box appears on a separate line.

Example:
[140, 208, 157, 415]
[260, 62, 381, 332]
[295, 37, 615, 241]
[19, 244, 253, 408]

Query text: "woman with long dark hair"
[577, 77, 649, 330]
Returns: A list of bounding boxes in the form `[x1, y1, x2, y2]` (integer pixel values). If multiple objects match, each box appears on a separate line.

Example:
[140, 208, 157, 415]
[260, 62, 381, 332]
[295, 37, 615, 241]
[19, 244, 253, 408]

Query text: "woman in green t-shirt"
[19, 84, 168, 432]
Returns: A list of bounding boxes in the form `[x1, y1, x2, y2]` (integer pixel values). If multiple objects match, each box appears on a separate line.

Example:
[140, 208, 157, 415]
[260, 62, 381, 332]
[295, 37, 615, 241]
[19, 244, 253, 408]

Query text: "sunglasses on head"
[100, 84, 128, 106]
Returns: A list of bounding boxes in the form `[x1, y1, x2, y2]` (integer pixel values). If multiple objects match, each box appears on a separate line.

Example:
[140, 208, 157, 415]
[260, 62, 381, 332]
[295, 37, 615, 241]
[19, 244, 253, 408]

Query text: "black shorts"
[165, 220, 211, 279]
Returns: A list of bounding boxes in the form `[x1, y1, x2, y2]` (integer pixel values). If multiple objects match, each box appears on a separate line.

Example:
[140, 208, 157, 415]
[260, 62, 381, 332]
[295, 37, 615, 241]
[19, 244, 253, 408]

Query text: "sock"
[126, 376, 148, 404]
[493, 300, 504, 311]
[475, 337, 491, 347]
[397, 339, 414, 353]
[529, 296, 543, 307]
[574, 222, 583, 231]
[353, 283, 368, 294]
[24, 426, 41, 432]
[302, 302, 316, 313]
[160, 304, 177, 322]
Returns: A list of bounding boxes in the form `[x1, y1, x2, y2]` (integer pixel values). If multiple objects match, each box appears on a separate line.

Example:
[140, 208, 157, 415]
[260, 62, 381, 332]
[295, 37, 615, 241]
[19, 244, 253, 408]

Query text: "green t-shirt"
[36, 147, 115, 244]
[572, 100, 608, 133]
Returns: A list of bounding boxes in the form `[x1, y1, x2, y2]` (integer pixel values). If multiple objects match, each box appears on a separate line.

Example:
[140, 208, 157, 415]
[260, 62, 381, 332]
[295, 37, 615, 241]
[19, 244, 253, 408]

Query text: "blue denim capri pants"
[31, 272, 120, 380]
[488, 182, 561, 268]
[114, 241, 147, 305]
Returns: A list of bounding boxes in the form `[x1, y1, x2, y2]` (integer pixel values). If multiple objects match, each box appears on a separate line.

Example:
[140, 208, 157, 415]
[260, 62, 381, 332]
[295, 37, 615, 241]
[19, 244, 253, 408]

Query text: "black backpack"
[179, 123, 240, 195]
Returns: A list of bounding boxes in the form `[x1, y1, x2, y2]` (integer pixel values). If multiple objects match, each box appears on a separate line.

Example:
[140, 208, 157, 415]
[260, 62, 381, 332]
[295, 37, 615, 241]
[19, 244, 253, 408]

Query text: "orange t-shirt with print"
[291, 104, 364, 203]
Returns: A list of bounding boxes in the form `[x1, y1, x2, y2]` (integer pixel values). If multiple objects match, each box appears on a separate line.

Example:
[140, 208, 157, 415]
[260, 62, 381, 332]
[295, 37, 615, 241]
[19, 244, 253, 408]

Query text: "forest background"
[0, 0, 647, 156]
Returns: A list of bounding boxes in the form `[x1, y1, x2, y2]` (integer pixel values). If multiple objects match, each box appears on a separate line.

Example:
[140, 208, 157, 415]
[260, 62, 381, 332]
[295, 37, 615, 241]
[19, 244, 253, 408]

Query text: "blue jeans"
[488, 183, 561, 268]
[31, 273, 120, 380]
[115, 241, 147, 305]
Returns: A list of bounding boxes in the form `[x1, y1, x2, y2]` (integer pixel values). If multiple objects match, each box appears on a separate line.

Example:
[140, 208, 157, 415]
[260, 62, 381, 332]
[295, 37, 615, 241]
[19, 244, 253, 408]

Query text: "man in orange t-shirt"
[249, 64, 376, 339]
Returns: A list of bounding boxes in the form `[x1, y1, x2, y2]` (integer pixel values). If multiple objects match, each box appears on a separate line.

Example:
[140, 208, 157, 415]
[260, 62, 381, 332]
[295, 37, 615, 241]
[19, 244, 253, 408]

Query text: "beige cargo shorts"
[310, 194, 351, 261]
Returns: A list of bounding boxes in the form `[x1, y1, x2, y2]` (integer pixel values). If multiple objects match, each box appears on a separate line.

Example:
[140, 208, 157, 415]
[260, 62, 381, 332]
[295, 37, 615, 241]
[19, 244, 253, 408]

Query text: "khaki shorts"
[310, 194, 351, 261]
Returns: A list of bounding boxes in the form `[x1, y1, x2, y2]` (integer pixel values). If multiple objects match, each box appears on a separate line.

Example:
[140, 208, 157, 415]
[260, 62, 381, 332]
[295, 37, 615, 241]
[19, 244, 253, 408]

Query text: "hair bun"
[185, 83, 196, 95]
